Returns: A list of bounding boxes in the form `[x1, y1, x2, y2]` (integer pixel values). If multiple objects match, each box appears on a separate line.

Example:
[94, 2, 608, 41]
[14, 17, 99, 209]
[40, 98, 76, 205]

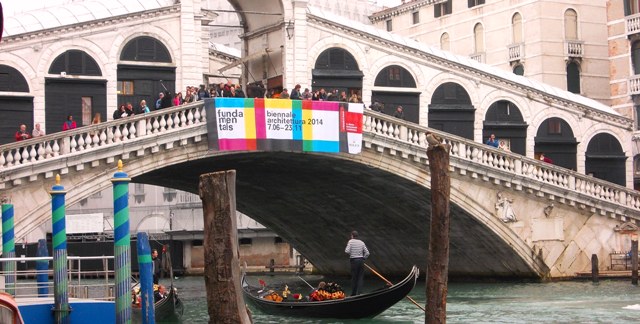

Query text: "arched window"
[513, 64, 524, 76]
[440, 33, 450, 51]
[374, 65, 416, 88]
[474, 23, 484, 53]
[120, 36, 172, 63]
[632, 41, 640, 75]
[49, 50, 102, 76]
[564, 9, 578, 40]
[512, 13, 523, 43]
[567, 61, 581, 94]
[314, 48, 359, 71]
[0, 65, 29, 92]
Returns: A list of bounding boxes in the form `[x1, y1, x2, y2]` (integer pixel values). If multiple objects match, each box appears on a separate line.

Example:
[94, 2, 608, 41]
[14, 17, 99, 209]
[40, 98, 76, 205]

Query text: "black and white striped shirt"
[345, 239, 370, 259]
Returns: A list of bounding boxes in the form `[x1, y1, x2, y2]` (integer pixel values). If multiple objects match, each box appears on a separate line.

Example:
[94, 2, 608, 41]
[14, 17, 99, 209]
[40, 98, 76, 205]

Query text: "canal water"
[171, 274, 640, 323]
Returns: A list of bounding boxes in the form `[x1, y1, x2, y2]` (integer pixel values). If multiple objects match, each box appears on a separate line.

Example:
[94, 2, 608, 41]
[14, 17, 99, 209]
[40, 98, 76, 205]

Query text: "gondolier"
[345, 230, 370, 296]
[152, 249, 161, 284]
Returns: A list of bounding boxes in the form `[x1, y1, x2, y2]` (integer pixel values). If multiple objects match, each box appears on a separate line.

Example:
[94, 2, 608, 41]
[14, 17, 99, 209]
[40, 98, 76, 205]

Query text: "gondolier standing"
[152, 249, 161, 284]
[345, 231, 370, 296]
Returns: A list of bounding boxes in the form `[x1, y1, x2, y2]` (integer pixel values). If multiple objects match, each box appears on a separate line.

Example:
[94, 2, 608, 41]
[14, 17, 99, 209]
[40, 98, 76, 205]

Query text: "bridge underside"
[135, 152, 537, 279]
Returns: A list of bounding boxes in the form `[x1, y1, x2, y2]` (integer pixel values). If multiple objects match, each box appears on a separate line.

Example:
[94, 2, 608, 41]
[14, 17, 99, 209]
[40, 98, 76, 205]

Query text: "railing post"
[50, 174, 71, 324]
[399, 125, 408, 141]
[137, 119, 147, 137]
[36, 239, 49, 297]
[111, 160, 132, 324]
[514, 159, 522, 175]
[568, 175, 576, 190]
[60, 137, 70, 155]
[1, 203, 16, 296]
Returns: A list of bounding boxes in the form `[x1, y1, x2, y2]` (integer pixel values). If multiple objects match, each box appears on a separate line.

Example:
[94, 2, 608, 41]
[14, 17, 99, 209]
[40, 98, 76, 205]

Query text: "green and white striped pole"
[112, 160, 132, 324]
[50, 174, 70, 323]
[2, 202, 16, 296]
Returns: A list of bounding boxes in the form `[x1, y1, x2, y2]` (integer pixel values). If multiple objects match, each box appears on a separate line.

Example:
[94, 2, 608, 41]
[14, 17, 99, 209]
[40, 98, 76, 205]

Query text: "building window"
[564, 9, 578, 40]
[632, 42, 640, 74]
[567, 61, 581, 94]
[468, 0, 485, 8]
[274, 237, 284, 244]
[440, 33, 450, 51]
[474, 23, 485, 53]
[636, 105, 640, 130]
[434, 0, 452, 18]
[548, 119, 562, 134]
[386, 19, 393, 31]
[625, 0, 640, 16]
[512, 13, 523, 43]
[412, 11, 420, 24]
[135, 183, 145, 194]
[239, 238, 252, 245]
[117, 81, 134, 95]
[388, 67, 401, 81]
[513, 64, 524, 76]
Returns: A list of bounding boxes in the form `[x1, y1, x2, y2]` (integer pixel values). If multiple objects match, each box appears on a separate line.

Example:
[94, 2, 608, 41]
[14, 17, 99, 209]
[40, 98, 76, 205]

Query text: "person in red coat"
[15, 124, 31, 141]
[62, 115, 77, 131]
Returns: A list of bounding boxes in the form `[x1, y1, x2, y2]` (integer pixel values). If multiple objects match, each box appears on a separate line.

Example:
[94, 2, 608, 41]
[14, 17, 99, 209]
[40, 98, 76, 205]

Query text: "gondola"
[132, 285, 184, 323]
[242, 265, 419, 319]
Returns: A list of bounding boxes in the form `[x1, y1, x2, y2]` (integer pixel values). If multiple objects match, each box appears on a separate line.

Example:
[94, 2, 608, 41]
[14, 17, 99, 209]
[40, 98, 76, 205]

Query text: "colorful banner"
[205, 98, 363, 154]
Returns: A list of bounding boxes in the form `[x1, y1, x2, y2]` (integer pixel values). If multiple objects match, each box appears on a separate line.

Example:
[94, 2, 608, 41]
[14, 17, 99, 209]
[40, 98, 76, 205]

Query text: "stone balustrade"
[1, 101, 639, 225]
[363, 110, 640, 222]
[626, 12, 640, 35]
[0, 102, 206, 179]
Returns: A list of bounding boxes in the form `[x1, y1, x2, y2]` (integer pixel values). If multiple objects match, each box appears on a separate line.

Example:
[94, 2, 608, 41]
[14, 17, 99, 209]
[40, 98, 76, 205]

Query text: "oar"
[364, 264, 425, 312]
[298, 276, 315, 291]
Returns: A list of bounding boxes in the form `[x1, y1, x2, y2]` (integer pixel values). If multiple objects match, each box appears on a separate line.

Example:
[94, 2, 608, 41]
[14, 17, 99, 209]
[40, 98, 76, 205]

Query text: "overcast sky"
[2, 0, 404, 16]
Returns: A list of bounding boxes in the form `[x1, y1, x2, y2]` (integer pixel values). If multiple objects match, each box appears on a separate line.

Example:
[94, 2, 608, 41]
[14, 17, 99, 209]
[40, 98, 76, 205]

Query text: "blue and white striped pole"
[112, 160, 132, 324]
[36, 238, 49, 297]
[50, 174, 70, 324]
[1, 202, 16, 296]
[136, 232, 155, 324]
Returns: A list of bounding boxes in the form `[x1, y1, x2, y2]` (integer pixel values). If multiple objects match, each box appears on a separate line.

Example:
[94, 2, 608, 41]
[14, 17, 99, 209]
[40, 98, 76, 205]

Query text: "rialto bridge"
[1, 102, 639, 279]
[0, 0, 638, 278]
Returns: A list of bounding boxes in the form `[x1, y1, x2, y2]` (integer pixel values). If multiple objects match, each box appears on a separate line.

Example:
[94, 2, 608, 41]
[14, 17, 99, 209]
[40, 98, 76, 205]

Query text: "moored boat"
[242, 265, 419, 319]
[0, 292, 25, 324]
[132, 285, 184, 323]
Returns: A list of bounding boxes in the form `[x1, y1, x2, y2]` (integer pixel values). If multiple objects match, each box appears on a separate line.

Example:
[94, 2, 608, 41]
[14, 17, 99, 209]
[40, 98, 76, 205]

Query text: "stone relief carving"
[495, 192, 517, 223]
[544, 203, 554, 217]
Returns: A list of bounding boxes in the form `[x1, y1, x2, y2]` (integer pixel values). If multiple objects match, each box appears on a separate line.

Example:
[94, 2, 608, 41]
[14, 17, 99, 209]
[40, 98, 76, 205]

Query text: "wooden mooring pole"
[590, 254, 598, 283]
[199, 170, 252, 324]
[631, 235, 638, 286]
[591, 254, 600, 283]
[426, 135, 451, 324]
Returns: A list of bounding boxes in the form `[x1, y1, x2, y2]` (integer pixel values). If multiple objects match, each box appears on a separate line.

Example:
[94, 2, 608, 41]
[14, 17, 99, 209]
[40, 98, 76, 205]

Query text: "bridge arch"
[534, 117, 578, 170]
[585, 132, 626, 185]
[482, 100, 527, 155]
[428, 81, 475, 140]
[371, 65, 420, 123]
[0, 64, 33, 145]
[117, 35, 176, 107]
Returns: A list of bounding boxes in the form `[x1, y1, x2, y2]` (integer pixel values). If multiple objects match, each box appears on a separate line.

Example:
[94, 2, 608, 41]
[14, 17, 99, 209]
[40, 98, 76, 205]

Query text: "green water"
[172, 275, 640, 323]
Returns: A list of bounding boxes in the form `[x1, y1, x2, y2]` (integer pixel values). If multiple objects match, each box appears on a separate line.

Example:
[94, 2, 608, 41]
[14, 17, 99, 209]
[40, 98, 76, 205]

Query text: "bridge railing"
[364, 110, 640, 214]
[0, 101, 207, 170]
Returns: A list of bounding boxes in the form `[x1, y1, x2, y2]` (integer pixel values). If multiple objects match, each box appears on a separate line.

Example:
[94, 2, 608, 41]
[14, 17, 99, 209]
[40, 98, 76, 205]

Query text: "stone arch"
[135, 213, 170, 233]
[585, 132, 626, 186]
[0, 64, 34, 144]
[310, 46, 364, 100]
[371, 64, 420, 123]
[428, 81, 475, 139]
[534, 117, 578, 170]
[0, 55, 38, 92]
[114, 33, 178, 108]
[483, 100, 528, 155]
[36, 41, 109, 79]
[423, 72, 479, 107]
[111, 31, 179, 65]
[307, 35, 368, 79]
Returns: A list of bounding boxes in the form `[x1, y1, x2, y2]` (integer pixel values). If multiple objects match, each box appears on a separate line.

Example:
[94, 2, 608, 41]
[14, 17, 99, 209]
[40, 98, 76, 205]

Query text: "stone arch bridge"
[1, 101, 639, 279]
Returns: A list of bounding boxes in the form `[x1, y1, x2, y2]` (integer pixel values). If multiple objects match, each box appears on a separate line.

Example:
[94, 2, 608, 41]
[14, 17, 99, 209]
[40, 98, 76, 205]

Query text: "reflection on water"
[172, 274, 640, 323]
